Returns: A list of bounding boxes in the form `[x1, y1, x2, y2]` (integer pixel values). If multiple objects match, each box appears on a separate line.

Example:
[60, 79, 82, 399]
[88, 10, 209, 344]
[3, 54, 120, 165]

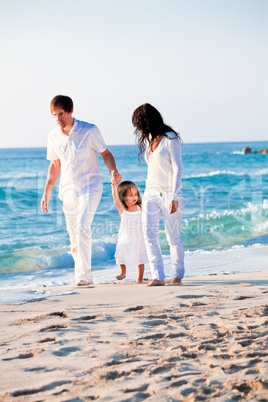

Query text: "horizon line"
[0, 139, 267, 150]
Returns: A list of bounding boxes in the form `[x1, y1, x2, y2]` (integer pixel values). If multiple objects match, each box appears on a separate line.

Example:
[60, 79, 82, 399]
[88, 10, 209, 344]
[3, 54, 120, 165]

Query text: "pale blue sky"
[0, 0, 267, 147]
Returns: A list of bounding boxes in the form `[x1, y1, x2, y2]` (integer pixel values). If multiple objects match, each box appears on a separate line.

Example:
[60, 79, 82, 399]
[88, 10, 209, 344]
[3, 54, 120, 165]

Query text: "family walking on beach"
[41, 96, 184, 287]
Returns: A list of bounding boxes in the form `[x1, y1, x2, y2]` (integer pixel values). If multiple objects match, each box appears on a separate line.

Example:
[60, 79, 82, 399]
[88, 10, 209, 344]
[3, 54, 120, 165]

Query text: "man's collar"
[72, 117, 78, 132]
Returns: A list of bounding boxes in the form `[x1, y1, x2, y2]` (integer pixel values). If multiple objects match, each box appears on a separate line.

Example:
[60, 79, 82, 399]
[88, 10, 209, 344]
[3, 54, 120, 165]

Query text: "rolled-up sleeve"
[91, 126, 107, 154]
[47, 133, 59, 161]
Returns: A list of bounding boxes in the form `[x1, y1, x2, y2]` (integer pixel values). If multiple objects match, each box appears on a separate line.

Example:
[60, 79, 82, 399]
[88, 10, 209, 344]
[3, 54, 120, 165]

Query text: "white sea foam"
[0, 289, 77, 304]
[184, 170, 237, 179]
[182, 200, 268, 224]
[184, 168, 268, 179]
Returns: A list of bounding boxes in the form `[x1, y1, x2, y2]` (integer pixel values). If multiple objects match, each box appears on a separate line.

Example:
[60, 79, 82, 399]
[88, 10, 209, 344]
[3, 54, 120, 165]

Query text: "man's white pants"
[142, 190, 185, 281]
[63, 191, 102, 284]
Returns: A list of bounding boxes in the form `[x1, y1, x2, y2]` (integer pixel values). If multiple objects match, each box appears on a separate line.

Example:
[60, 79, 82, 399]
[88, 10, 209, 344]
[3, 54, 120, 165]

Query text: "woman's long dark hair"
[132, 103, 182, 159]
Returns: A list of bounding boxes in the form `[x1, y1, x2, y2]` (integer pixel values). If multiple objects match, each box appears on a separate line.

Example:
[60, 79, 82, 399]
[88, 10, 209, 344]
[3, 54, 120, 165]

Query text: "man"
[41, 95, 121, 286]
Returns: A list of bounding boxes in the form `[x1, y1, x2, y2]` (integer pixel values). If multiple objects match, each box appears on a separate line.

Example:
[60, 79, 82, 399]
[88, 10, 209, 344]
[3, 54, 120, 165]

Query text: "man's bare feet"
[136, 280, 143, 284]
[77, 280, 91, 286]
[171, 278, 182, 285]
[147, 279, 165, 287]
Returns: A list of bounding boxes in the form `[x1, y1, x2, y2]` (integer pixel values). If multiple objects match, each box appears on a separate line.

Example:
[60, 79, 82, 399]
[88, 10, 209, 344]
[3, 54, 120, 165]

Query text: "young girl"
[111, 180, 148, 283]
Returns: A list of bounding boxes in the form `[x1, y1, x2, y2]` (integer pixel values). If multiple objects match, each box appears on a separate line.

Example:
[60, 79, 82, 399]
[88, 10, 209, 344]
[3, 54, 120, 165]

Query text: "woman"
[132, 103, 185, 286]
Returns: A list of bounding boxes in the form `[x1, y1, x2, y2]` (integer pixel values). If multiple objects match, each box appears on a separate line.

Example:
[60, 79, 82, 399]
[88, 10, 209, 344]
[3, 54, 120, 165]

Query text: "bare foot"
[171, 278, 182, 285]
[147, 279, 165, 287]
[116, 274, 126, 280]
[136, 280, 143, 284]
[77, 280, 91, 286]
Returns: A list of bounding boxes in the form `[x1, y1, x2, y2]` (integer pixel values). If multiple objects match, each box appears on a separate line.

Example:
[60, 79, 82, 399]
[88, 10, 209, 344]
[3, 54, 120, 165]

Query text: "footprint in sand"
[141, 319, 167, 327]
[233, 378, 268, 395]
[39, 337, 56, 343]
[52, 346, 81, 357]
[170, 379, 188, 388]
[176, 295, 207, 299]
[71, 315, 98, 321]
[124, 306, 144, 312]
[39, 324, 68, 332]
[147, 314, 168, 319]
[191, 301, 207, 306]
[24, 367, 47, 372]
[139, 333, 165, 340]
[223, 363, 246, 373]
[2, 348, 43, 361]
[123, 384, 149, 394]
[150, 365, 174, 374]
[165, 332, 186, 339]
[11, 380, 72, 398]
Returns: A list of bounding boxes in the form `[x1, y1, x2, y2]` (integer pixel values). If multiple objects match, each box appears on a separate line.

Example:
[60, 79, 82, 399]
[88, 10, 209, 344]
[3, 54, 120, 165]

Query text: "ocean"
[0, 141, 267, 303]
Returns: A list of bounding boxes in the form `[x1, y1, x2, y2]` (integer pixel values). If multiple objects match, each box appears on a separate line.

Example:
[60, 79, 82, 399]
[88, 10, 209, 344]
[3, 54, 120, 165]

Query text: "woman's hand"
[169, 200, 178, 214]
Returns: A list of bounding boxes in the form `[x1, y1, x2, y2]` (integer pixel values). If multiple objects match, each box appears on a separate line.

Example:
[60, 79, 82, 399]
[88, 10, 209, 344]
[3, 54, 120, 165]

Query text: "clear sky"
[0, 0, 267, 147]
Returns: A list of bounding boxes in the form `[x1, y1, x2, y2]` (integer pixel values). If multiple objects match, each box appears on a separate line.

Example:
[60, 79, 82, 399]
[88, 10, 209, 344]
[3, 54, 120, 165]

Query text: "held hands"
[111, 170, 121, 186]
[169, 200, 179, 214]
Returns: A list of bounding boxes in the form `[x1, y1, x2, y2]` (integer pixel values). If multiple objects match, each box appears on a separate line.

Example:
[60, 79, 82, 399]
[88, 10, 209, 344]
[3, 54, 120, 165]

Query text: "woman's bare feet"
[147, 279, 165, 287]
[171, 278, 182, 285]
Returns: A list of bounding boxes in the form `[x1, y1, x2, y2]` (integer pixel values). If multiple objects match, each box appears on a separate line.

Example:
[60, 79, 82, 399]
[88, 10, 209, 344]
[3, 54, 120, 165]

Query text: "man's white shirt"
[47, 118, 107, 202]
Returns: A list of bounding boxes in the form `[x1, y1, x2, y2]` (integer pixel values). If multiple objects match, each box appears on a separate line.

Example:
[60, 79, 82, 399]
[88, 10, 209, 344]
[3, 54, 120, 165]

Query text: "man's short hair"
[50, 95, 73, 113]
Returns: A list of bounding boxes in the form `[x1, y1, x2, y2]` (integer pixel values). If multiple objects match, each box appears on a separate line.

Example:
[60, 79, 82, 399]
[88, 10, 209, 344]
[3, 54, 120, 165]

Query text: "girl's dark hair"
[117, 181, 142, 209]
[50, 95, 73, 113]
[132, 103, 181, 159]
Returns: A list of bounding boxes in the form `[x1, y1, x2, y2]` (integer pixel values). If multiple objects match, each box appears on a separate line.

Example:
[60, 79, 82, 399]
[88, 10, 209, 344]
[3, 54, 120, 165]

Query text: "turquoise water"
[0, 141, 267, 295]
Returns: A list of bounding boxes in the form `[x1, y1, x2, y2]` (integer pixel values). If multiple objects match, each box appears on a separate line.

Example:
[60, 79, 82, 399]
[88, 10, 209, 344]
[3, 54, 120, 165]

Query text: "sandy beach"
[0, 270, 267, 401]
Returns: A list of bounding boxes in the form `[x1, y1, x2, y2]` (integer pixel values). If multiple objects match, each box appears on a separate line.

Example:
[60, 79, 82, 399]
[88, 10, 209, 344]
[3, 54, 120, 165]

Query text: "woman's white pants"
[142, 190, 185, 281]
[63, 191, 102, 284]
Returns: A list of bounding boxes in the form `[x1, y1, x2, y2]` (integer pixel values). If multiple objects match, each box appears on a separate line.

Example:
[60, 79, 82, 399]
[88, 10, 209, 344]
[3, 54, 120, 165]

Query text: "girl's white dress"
[115, 205, 149, 267]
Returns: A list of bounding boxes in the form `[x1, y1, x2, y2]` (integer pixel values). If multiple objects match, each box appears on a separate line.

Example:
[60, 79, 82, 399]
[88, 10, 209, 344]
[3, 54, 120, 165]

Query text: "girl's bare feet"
[137, 264, 144, 284]
[116, 264, 126, 281]
[116, 274, 126, 280]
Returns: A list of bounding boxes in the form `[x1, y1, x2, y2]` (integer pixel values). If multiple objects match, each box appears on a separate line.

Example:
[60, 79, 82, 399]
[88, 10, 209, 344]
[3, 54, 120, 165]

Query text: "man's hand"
[41, 159, 60, 215]
[112, 170, 121, 185]
[41, 192, 51, 214]
[169, 200, 179, 214]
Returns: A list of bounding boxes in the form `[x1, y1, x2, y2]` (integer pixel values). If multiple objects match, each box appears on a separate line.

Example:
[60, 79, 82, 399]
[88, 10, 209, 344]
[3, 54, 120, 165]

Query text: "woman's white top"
[145, 132, 183, 200]
[115, 205, 148, 267]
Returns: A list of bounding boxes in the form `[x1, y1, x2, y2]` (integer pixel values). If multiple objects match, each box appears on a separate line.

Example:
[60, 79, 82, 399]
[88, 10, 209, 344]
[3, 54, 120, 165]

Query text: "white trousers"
[63, 191, 102, 284]
[142, 190, 185, 281]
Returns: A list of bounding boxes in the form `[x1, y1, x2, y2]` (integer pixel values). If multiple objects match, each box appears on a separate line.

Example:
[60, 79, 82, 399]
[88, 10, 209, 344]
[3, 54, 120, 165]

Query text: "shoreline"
[1, 245, 268, 299]
[1, 270, 268, 401]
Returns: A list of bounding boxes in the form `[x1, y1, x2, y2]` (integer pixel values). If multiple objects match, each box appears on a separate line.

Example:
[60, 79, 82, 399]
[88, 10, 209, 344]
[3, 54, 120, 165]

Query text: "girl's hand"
[169, 200, 178, 214]
[111, 170, 121, 185]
